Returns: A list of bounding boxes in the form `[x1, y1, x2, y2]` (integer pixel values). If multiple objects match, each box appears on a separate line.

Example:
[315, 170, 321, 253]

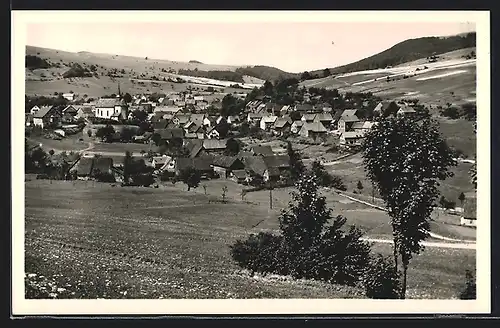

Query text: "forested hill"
[317, 32, 476, 75]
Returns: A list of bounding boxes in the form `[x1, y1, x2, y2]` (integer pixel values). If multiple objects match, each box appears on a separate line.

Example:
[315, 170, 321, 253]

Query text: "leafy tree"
[300, 71, 312, 81]
[458, 192, 466, 207]
[440, 106, 460, 119]
[215, 121, 231, 139]
[95, 125, 115, 142]
[357, 181, 364, 191]
[120, 127, 136, 142]
[362, 117, 456, 298]
[221, 185, 228, 203]
[238, 122, 250, 137]
[287, 141, 305, 182]
[123, 93, 133, 103]
[461, 103, 476, 121]
[459, 270, 476, 300]
[87, 129, 92, 138]
[123, 151, 133, 184]
[362, 254, 401, 299]
[131, 110, 148, 122]
[179, 167, 201, 191]
[262, 81, 274, 97]
[310, 160, 346, 191]
[151, 133, 162, 147]
[323, 68, 331, 78]
[289, 110, 302, 121]
[225, 138, 240, 156]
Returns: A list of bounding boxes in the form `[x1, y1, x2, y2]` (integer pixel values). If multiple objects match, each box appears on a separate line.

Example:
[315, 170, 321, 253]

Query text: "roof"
[248, 113, 265, 119]
[251, 145, 274, 156]
[292, 120, 304, 127]
[232, 169, 247, 179]
[95, 98, 125, 108]
[398, 105, 417, 113]
[174, 114, 191, 124]
[92, 157, 113, 174]
[262, 155, 290, 168]
[463, 192, 477, 218]
[315, 113, 333, 122]
[267, 166, 280, 176]
[243, 156, 268, 176]
[212, 156, 242, 168]
[302, 114, 317, 121]
[374, 101, 392, 112]
[274, 117, 292, 128]
[340, 109, 360, 122]
[154, 128, 184, 139]
[295, 104, 314, 111]
[203, 139, 227, 150]
[74, 157, 94, 176]
[153, 156, 171, 165]
[301, 121, 328, 133]
[176, 157, 213, 172]
[154, 106, 180, 114]
[261, 115, 278, 123]
[32, 106, 55, 118]
[236, 151, 253, 159]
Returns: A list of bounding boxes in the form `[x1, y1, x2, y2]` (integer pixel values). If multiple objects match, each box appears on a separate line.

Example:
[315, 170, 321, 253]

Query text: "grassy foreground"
[24, 179, 475, 299]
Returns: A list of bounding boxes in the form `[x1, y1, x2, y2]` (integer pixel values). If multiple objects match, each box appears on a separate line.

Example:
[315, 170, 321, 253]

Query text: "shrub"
[459, 270, 476, 300]
[362, 254, 401, 299]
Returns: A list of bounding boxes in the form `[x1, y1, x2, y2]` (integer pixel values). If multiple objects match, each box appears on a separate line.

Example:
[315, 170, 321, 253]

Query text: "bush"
[362, 254, 401, 299]
[459, 270, 476, 299]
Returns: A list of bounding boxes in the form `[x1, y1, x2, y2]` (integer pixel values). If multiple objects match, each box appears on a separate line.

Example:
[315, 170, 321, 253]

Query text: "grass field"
[28, 133, 90, 153]
[24, 179, 475, 299]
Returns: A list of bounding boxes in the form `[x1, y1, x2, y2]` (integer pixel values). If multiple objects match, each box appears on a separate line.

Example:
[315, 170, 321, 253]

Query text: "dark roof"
[262, 155, 290, 168]
[203, 139, 227, 150]
[186, 139, 204, 158]
[242, 156, 268, 176]
[153, 120, 169, 130]
[236, 151, 253, 159]
[92, 157, 113, 174]
[251, 145, 274, 156]
[340, 109, 360, 123]
[212, 156, 242, 169]
[301, 121, 328, 133]
[274, 117, 292, 128]
[176, 157, 213, 172]
[154, 128, 184, 139]
[74, 157, 94, 176]
[295, 104, 314, 111]
[232, 169, 247, 179]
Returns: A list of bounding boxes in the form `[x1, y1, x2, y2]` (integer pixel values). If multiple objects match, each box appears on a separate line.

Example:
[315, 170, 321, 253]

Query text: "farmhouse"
[154, 105, 180, 115]
[230, 169, 247, 184]
[62, 105, 79, 117]
[30, 105, 42, 115]
[32, 106, 62, 129]
[397, 105, 417, 117]
[92, 157, 114, 177]
[247, 112, 264, 124]
[71, 157, 94, 180]
[152, 155, 172, 170]
[298, 121, 328, 139]
[260, 115, 278, 130]
[211, 156, 245, 179]
[294, 104, 314, 112]
[301, 113, 317, 123]
[314, 113, 334, 128]
[154, 128, 185, 142]
[74, 106, 94, 119]
[337, 109, 360, 132]
[352, 121, 376, 133]
[280, 105, 291, 115]
[175, 157, 213, 177]
[206, 126, 221, 139]
[340, 131, 366, 148]
[94, 98, 128, 121]
[373, 101, 399, 117]
[172, 114, 191, 126]
[461, 192, 477, 227]
[291, 120, 304, 134]
[273, 117, 292, 135]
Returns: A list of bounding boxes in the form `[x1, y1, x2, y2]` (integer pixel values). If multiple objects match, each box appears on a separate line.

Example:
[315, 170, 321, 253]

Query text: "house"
[294, 104, 314, 112]
[352, 121, 376, 133]
[373, 101, 399, 117]
[460, 192, 477, 227]
[262, 155, 291, 182]
[94, 98, 128, 120]
[202, 139, 228, 154]
[132, 132, 153, 144]
[153, 105, 180, 115]
[173, 114, 191, 126]
[152, 155, 172, 170]
[397, 105, 417, 117]
[242, 156, 268, 181]
[190, 113, 206, 127]
[154, 128, 185, 142]
[255, 103, 267, 113]
[298, 121, 328, 139]
[206, 126, 221, 139]
[301, 113, 317, 123]
[340, 131, 366, 148]
[62, 105, 79, 116]
[247, 113, 264, 124]
[32, 106, 61, 129]
[314, 113, 334, 128]
[227, 115, 241, 125]
[92, 157, 114, 177]
[30, 105, 42, 115]
[337, 109, 360, 133]
[279, 105, 291, 116]
[260, 115, 278, 130]
[71, 157, 94, 180]
[75, 106, 94, 119]
[291, 120, 304, 134]
[194, 95, 204, 102]
[211, 156, 245, 179]
[62, 93, 75, 101]
[230, 169, 248, 184]
[246, 100, 263, 112]
[175, 157, 213, 178]
[273, 117, 292, 135]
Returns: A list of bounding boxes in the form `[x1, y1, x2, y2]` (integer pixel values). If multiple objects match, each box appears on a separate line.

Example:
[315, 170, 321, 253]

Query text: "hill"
[314, 32, 476, 76]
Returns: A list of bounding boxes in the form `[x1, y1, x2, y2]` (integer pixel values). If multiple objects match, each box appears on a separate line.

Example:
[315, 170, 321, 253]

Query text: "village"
[24, 86, 427, 188]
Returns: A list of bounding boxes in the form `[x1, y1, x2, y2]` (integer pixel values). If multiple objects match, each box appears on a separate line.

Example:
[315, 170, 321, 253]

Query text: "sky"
[26, 21, 476, 73]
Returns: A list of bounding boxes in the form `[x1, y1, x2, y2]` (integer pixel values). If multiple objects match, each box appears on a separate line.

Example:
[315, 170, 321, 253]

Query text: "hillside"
[314, 32, 476, 76]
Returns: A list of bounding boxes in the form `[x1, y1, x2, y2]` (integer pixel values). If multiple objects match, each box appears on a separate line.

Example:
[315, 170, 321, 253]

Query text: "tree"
[458, 192, 466, 207]
[362, 117, 456, 298]
[362, 254, 401, 299]
[132, 110, 148, 122]
[459, 270, 476, 300]
[461, 103, 476, 121]
[178, 167, 201, 191]
[357, 181, 364, 191]
[300, 71, 312, 81]
[470, 122, 477, 189]
[123, 151, 133, 184]
[289, 110, 302, 121]
[123, 93, 133, 103]
[87, 129, 92, 138]
[323, 68, 331, 78]
[440, 106, 460, 119]
[120, 127, 136, 142]
[225, 138, 240, 156]
[95, 125, 115, 142]
[215, 121, 231, 139]
[221, 185, 228, 203]
[287, 141, 305, 182]
[262, 81, 274, 97]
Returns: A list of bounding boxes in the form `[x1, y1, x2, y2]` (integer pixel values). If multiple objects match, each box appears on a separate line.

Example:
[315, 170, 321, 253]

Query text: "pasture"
[24, 179, 475, 299]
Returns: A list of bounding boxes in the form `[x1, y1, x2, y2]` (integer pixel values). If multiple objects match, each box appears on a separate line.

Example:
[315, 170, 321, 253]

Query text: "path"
[361, 238, 475, 250]
[336, 192, 476, 244]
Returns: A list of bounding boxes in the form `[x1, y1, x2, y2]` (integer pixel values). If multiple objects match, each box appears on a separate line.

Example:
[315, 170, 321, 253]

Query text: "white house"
[338, 109, 360, 133]
[340, 131, 366, 147]
[94, 98, 128, 121]
[30, 105, 42, 115]
[291, 120, 304, 134]
[260, 115, 278, 130]
[62, 93, 75, 101]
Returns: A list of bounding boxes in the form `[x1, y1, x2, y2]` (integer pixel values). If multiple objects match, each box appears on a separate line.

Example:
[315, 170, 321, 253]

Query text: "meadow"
[24, 179, 475, 299]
